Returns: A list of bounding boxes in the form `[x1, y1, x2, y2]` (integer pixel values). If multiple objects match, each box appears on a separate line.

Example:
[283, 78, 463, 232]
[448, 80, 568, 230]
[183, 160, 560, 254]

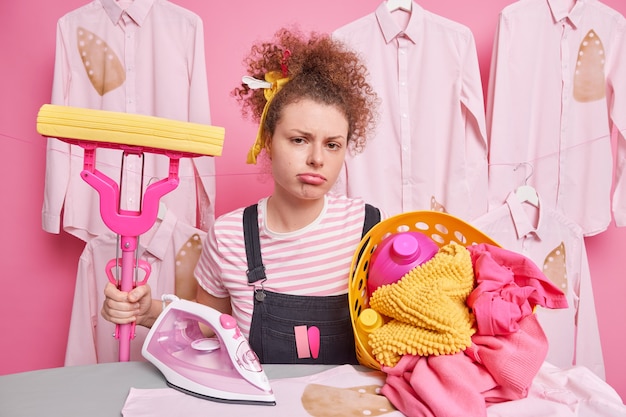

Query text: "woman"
[102, 27, 381, 364]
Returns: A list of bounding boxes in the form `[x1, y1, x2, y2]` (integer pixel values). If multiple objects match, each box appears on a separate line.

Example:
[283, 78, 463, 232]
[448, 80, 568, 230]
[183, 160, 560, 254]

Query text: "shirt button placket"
[398, 36, 412, 211]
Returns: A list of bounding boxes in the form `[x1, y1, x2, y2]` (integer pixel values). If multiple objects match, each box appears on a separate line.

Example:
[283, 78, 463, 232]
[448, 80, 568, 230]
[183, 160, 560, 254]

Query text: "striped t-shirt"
[195, 193, 370, 338]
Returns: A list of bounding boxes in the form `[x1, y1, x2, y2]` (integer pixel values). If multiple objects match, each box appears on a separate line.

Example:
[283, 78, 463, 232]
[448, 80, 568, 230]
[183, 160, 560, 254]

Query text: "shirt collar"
[374, 1, 422, 44]
[142, 208, 177, 261]
[505, 191, 546, 241]
[547, 0, 585, 28]
[99, 0, 154, 26]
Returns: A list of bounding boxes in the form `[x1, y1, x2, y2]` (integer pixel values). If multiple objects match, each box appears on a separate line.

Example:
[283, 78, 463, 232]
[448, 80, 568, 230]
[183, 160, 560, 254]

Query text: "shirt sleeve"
[187, 16, 216, 231]
[573, 239, 606, 379]
[42, 19, 72, 234]
[485, 12, 516, 211]
[64, 244, 98, 366]
[187, 16, 211, 125]
[609, 21, 626, 226]
[460, 29, 489, 217]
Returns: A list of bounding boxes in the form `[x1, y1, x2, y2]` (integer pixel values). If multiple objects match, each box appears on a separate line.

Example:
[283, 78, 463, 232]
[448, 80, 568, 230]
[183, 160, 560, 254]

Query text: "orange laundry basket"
[348, 210, 500, 370]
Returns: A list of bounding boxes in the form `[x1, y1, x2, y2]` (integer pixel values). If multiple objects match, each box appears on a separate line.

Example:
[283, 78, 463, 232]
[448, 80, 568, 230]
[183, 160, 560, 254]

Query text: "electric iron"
[142, 296, 276, 405]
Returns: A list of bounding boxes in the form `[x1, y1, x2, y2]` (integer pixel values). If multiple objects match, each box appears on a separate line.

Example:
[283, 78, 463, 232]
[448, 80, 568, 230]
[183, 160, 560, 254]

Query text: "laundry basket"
[348, 210, 499, 370]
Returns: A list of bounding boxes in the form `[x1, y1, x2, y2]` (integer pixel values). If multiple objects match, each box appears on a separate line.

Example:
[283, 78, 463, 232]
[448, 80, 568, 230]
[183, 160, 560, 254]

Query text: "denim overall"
[243, 203, 380, 364]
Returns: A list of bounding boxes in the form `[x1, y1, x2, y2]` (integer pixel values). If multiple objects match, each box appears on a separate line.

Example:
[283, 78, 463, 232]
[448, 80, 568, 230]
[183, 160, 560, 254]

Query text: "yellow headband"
[242, 71, 290, 164]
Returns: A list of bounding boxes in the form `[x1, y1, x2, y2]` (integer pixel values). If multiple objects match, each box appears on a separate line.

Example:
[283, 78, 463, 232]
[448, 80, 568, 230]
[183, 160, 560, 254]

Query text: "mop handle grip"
[105, 258, 151, 288]
[106, 257, 152, 360]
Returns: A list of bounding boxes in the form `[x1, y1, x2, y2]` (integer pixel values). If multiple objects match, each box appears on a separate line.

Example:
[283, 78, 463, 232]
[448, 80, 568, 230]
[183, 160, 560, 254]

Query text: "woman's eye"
[292, 137, 305, 144]
[327, 142, 341, 150]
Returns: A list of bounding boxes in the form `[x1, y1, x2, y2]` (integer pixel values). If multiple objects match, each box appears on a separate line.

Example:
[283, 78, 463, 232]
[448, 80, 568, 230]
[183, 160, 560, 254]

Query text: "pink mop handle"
[113, 248, 132, 361]
[80, 145, 181, 361]
[118, 246, 137, 361]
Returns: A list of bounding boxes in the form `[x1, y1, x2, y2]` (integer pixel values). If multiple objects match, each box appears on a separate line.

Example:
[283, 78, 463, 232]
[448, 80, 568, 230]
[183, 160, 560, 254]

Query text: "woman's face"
[268, 98, 349, 203]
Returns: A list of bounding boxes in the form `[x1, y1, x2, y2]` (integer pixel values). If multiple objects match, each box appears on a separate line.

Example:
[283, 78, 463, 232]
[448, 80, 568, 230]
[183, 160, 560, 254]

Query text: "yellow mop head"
[36, 104, 225, 157]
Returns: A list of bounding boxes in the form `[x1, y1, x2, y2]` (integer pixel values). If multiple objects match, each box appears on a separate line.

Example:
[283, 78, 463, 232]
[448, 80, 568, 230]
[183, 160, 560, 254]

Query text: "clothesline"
[487, 128, 620, 172]
[4, 127, 625, 180]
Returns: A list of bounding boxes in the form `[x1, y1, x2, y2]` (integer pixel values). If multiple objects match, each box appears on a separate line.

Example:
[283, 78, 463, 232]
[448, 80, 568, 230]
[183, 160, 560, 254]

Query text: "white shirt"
[471, 192, 605, 379]
[332, 2, 488, 221]
[486, 0, 626, 236]
[43, 0, 215, 241]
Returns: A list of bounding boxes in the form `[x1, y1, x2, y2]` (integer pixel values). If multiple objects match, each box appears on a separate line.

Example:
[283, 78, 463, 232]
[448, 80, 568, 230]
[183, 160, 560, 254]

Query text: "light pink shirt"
[486, 0, 626, 236]
[64, 210, 205, 365]
[332, 2, 488, 220]
[471, 192, 605, 380]
[43, 0, 216, 241]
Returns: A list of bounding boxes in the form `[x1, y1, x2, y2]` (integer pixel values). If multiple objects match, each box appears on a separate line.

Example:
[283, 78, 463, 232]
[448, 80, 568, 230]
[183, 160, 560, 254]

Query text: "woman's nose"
[307, 144, 324, 167]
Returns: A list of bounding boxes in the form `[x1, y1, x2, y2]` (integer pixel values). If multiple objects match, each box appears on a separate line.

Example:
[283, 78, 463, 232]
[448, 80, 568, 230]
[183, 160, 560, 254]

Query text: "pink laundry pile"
[379, 243, 569, 417]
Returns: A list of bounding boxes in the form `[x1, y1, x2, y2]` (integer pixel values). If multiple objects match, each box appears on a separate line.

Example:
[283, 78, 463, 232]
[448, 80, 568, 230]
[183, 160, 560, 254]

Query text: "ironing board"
[37, 104, 225, 361]
[2, 362, 624, 416]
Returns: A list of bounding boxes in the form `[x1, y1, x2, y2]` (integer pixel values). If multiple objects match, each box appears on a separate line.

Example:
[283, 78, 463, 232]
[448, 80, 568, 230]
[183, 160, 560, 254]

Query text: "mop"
[37, 104, 225, 362]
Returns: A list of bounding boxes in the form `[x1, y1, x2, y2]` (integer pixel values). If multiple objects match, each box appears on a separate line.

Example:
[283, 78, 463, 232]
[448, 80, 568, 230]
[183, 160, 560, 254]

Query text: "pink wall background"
[1, 0, 625, 401]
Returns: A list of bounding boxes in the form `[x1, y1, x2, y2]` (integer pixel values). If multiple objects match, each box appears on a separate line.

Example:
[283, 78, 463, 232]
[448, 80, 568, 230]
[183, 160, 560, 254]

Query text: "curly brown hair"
[232, 27, 378, 154]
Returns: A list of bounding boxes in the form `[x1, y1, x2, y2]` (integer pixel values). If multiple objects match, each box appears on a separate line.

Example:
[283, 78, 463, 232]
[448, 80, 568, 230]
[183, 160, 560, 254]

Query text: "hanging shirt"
[332, 2, 488, 220]
[486, 0, 626, 236]
[65, 209, 205, 365]
[471, 192, 605, 380]
[43, 0, 216, 241]
[195, 194, 379, 338]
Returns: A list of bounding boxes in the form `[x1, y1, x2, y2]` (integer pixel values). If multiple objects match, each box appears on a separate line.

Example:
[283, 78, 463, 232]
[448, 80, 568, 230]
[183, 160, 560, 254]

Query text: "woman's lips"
[297, 173, 326, 185]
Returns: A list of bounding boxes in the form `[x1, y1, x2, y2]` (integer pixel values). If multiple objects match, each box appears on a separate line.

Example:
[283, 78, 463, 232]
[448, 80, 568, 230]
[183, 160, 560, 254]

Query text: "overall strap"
[362, 203, 381, 237]
[243, 204, 266, 284]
